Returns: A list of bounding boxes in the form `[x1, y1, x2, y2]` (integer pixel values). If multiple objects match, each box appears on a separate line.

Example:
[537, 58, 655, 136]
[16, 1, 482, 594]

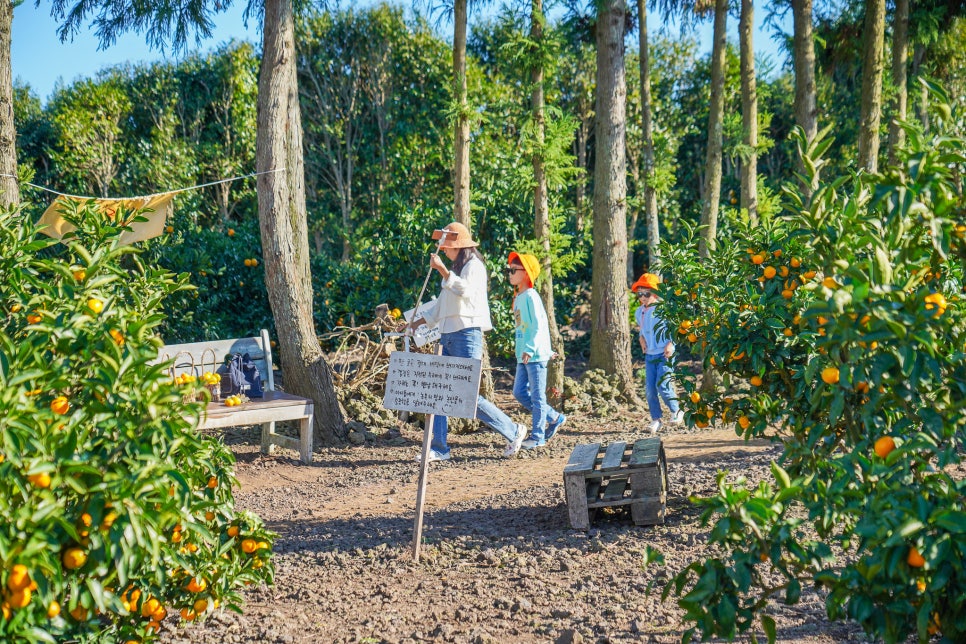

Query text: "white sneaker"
[648, 420, 661, 435]
[415, 449, 450, 463]
[504, 423, 527, 457]
[672, 410, 685, 424]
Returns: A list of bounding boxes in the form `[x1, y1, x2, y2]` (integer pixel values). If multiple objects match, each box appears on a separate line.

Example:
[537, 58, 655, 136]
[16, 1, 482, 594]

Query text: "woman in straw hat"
[409, 222, 528, 461]
[506, 252, 566, 449]
[632, 273, 684, 434]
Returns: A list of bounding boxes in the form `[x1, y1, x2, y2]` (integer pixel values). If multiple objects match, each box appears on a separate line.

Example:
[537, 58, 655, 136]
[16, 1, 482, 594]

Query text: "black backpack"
[224, 352, 263, 398]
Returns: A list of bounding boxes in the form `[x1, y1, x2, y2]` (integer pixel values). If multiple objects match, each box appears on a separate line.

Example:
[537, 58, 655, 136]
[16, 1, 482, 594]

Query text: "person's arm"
[636, 307, 647, 353]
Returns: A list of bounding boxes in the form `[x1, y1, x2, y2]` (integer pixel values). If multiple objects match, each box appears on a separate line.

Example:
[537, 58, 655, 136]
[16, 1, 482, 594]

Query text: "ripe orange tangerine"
[87, 298, 104, 314]
[7, 564, 30, 592]
[28, 472, 51, 488]
[47, 600, 61, 618]
[227, 228, 235, 236]
[763, 266, 777, 279]
[751, 254, 765, 265]
[750, 375, 763, 387]
[51, 396, 70, 414]
[874, 436, 896, 458]
[62, 547, 87, 570]
[821, 367, 840, 385]
[907, 546, 926, 568]
[241, 539, 257, 554]
[690, 392, 701, 404]
[227, 526, 240, 538]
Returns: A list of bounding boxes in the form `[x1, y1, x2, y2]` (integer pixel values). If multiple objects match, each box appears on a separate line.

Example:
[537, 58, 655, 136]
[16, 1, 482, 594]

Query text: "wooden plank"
[564, 443, 601, 475]
[601, 477, 629, 502]
[628, 437, 662, 467]
[585, 479, 601, 503]
[588, 495, 642, 509]
[564, 472, 591, 530]
[631, 496, 667, 526]
[599, 442, 627, 472]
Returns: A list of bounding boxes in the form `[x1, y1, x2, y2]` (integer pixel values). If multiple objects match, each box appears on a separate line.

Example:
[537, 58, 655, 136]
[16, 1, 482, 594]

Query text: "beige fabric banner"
[38, 194, 175, 245]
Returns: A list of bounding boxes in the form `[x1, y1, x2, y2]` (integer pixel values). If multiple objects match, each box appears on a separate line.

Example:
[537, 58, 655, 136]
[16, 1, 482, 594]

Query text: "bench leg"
[260, 422, 277, 456]
[298, 410, 314, 464]
[564, 473, 591, 530]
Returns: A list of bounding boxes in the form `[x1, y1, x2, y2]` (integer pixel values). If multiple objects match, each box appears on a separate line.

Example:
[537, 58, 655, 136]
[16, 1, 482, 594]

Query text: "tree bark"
[857, 0, 886, 173]
[739, 0, 758, 225]
[699, 0, 727, 260]
[589, 0, 635, 396]
[887, 0, 908, 166]
[530, 0, 565, 407]
[792, 0, 818, 195]
[452, 0, 471, 227]
[257, 0, 345, 447]
[0, 0, 17, 207]
[637, 0, 660, 270]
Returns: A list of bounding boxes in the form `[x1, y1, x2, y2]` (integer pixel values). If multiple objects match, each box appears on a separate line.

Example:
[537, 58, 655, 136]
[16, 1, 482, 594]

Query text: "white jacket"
[421, 255, 493, 333]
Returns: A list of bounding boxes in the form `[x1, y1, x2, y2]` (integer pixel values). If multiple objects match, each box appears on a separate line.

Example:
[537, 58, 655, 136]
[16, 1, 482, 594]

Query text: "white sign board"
[383, 352, 481, 419]
[404, 299, 441, 347]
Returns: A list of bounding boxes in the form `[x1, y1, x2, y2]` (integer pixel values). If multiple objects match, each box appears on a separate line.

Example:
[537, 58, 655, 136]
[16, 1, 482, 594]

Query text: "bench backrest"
[158, 329, 275, 392]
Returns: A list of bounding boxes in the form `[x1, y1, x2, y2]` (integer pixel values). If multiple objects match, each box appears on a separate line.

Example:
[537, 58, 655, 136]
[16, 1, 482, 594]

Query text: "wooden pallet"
[563, 437, 668, 530]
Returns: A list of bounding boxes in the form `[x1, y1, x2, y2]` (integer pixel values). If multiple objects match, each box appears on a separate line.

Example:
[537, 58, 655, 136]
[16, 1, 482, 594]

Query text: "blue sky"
[13, 1, 792, 105]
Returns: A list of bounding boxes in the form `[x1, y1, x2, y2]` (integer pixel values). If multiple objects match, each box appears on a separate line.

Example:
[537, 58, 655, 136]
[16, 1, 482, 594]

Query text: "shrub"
[661, 88, 966, 643]
[0, 201, 274, 642]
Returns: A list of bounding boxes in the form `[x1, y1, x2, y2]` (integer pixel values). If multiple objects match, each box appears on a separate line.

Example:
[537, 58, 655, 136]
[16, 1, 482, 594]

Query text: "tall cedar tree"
[589, 0, 635, 395]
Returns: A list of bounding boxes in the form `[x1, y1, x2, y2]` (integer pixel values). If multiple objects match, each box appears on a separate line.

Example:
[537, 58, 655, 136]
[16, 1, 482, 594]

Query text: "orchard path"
[162, 397, 875, 644]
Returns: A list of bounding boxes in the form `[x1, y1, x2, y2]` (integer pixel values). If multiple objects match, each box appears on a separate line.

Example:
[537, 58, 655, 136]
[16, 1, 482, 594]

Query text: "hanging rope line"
[0, 168, 286, 201]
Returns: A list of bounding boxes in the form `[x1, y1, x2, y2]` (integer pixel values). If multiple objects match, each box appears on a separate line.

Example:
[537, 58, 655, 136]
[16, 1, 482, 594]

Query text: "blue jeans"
[431, 328, 518, 456]
[645, 355, 680, 421]
[513, 361, 562, 444]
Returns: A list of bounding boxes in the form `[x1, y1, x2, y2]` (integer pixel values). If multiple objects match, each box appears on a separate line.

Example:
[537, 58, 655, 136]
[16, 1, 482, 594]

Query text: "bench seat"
[159, 330, 314, 463]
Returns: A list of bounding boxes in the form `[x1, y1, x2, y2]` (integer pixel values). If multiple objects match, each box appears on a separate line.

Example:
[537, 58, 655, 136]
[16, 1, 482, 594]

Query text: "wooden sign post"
[383, 349, 481, 561]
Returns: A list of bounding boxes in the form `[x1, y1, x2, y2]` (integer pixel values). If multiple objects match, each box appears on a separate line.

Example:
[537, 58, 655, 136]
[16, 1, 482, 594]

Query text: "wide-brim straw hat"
[508, 251, 540, 286]
[432, 222, 478, 249]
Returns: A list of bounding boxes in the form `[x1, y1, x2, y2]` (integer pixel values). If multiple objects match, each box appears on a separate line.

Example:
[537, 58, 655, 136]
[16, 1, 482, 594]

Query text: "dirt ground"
[159, 386, 877, 644]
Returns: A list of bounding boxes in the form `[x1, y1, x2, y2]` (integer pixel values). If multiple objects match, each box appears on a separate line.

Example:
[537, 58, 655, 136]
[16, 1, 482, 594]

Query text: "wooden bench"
[160, 329, 314, 464]
[563, 437, 668, 530]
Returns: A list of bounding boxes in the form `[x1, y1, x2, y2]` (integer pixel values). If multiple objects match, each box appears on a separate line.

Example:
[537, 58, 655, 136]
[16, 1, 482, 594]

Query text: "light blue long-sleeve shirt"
[635, 303, 675, 357]
[513, 289, 553, 363]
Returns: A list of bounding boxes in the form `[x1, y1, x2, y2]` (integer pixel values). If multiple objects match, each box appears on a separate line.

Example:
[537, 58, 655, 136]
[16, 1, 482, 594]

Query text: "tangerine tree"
[660, 87, 966, 643]
[0, 201, 274, 642]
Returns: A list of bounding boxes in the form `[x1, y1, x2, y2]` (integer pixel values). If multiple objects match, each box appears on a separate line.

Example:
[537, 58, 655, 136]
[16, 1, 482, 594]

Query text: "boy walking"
[632, 273, 684, 433]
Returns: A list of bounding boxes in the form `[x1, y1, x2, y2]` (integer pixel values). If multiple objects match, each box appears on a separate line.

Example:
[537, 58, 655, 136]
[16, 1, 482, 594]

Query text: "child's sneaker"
[415, 449, 451, 463]
[672, 410, 685, 424]
[521, 438, 546, 450]
[648, 420, 661, 435]
[546, 413, 567, 441]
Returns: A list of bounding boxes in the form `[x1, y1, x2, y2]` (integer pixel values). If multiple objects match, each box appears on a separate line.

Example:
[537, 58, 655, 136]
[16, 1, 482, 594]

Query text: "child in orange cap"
[632, 273, 683, 433]
[507, 252, 566, 449]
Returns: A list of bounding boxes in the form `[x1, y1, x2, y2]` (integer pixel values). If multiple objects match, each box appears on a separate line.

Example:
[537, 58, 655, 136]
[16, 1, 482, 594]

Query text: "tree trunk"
[857, 0, 886, 173]
[792, 0, 818, 195]
[452, 0, 471, 227]
[589, 0, 635, 396]
[699, 0, 727, 260]
[257, 0, 345, 448]
[575, 119, 588, 231]
[911, 44, 928, 131]
[887, 0, 908, 166]
[739, 0, 758, 225]
[530, 0, 565, 407]
[637, 0, 660, 270]
[0, 0, 17, 207]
